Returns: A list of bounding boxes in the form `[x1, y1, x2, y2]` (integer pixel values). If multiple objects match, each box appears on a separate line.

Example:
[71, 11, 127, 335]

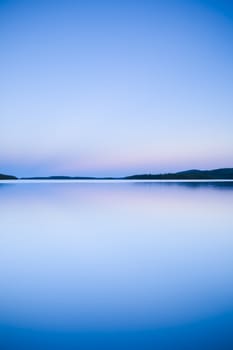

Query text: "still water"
[0, 181, 233, 349]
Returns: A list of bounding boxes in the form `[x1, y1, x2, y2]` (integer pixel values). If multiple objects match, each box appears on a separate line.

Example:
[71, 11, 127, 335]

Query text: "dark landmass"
[1, 168, 233, 180]
[21, 176, 116, 180]
[22, 176, 96, 180]
[125, 168, 233, 180]
[0, 173, 18, 180]
[20, 168, 233, 180]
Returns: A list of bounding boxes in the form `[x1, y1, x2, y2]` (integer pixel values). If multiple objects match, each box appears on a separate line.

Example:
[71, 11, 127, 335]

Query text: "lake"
[0, 181, 233, 349]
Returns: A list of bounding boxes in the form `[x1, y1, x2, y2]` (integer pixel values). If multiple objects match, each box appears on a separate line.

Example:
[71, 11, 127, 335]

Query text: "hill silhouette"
[1, 168, 233, 180]
[0, 173, 17, 180]
[125, 168, 233, 180]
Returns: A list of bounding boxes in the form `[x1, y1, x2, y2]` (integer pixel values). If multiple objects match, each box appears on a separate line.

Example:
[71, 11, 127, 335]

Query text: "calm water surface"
[0, 181, 233, 349]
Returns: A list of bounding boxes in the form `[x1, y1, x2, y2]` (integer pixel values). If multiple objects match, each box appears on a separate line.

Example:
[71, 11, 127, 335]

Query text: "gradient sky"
[1, 0, 233, 177]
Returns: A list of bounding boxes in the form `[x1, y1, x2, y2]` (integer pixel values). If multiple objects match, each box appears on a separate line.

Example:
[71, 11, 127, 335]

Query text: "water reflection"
[0, 182, 233, 349]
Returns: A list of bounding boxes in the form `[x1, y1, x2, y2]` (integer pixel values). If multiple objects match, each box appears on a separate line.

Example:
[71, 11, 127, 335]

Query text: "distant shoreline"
[1, 179, 233, 184]
[1, 168, 233, 181]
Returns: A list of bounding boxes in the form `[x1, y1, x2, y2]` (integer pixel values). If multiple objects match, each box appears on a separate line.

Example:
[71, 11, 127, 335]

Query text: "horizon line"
[1, 166, 233, 180]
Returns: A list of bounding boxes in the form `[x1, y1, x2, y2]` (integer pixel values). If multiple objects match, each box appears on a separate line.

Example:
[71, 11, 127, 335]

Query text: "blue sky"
[1, 0, 233, 177]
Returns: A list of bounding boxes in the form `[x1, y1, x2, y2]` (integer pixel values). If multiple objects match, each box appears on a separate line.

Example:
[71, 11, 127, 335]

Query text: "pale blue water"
[0, 181, 233, 349]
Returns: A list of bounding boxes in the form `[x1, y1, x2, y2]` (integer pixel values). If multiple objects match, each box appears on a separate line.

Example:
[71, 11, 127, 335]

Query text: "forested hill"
[125, 168, 233, 180]
[1, 168, 233, 180]
[0, 173, 17, 180]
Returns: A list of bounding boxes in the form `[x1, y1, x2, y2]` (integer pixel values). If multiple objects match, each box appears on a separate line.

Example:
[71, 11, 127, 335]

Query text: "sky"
[1, 0, 233, 177]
